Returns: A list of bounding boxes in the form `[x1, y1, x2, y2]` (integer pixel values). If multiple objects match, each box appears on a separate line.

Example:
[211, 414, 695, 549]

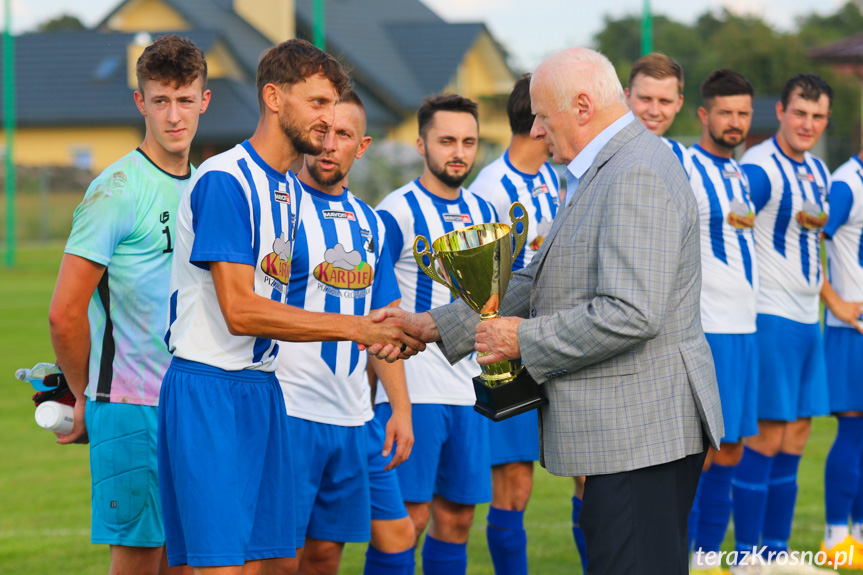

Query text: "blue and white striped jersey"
[166, 140, 302, 372]
[470, 149, 560, 270]
[376, 178, 497, 405]
[824, 155, 863, 329]
[662, 137, 692, 176]
[741, 136, 830, 323]
[689, 144, 759, 334]
[277, 182, 400, 425]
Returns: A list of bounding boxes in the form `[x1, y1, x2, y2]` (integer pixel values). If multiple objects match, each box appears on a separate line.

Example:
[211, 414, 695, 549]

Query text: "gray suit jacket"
[431, 119, 723, 476]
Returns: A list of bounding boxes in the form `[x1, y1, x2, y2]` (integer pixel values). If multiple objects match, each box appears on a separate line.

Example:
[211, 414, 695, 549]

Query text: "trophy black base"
[473, 370, 548, 422]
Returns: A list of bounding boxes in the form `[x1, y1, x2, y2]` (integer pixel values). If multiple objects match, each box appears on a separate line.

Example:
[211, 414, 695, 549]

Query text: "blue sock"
[852, 446, 863, 526]
[732, 446, 774, 553]
[826, 417, 863, 525]
[761, 451, 802, 553]
[364, 545, 415, 575]
[572, 496, 588, 574]
[689, 479, 703, 552]
[695, 463, 735, 554]
[486, 507, 528, 575]
[422, 534, 467, 575]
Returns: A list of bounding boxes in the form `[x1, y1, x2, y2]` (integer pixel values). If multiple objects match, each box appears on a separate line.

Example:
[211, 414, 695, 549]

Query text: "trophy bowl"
[413, 202, 548, 421]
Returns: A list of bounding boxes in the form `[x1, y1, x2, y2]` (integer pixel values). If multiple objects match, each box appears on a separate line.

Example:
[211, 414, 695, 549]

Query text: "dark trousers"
[579, 443, 708, 575]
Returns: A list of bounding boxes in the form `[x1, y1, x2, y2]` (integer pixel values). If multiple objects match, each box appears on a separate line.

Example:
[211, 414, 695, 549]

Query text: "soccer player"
[468, 73, 563, 575]
[159, 39, 422, 574]
[276, 90, 414, 575]
[48, 35, 209, 575]
[625, 52, 691, 172]
[819, 150, 863, 568]
[686, 69, 758, 574]
[733, 73, 832, 568]
[375, 93, 495, 575]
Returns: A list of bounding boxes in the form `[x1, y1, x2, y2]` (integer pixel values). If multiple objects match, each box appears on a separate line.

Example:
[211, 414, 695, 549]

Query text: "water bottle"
[34, 401, 74, 434]
[15, 362, 62, 392]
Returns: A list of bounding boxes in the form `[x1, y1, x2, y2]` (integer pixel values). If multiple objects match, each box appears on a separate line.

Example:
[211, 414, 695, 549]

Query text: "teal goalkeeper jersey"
[65, 149, 192, 406]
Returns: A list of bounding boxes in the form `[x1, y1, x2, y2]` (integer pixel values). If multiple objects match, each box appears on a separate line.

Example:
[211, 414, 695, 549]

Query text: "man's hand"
[363, 308, 440, 362]
[382, 405, 413, 471]
[829, 299, 863, 334]
[355, 311, 427, 362]
[475, 316, 523, 365]
[821, 277, 863, 334]
[55, 397, 89, 445]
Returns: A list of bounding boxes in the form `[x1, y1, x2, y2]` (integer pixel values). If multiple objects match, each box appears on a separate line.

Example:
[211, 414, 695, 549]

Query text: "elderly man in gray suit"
[370, 47, 723, 574]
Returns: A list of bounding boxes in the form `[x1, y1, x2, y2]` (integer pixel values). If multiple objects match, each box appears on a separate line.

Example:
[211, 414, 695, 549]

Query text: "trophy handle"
[509, 202, 529, 260]
[413, 235, 458, 299]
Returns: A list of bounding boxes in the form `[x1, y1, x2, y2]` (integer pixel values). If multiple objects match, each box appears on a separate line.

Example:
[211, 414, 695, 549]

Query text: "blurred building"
[0, 0, 516, 172]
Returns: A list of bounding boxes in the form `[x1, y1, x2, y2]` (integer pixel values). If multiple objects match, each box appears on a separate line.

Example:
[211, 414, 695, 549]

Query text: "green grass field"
[0, 244, 850, 573]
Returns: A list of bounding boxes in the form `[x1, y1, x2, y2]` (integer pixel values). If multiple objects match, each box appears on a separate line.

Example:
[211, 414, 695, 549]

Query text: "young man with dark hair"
[159, 39, 422, 574]
[49, 34, 209, 575]
[469, 73, 565, 575]
[275, 90, 415, 575]
[686, 69, 758, 574]
[374, 93, 495, 575]
[732, 73, 833, 572]
[625, 52, 691, 173]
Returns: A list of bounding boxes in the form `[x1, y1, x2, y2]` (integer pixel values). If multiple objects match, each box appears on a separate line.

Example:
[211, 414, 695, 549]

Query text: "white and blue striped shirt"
[662, 137, 693, 176]
[470, 150, 560, 270]
[689, 144, 759, 334]
[824, 155, 863, 329]
[166, 141, 302, 372]
[376, 178, 497, 405]
[741, 136, 830, 324]
[277, 182, 400, 425]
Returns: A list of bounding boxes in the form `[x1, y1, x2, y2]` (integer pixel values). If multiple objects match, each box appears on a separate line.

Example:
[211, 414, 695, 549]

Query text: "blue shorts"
[825, 325, 863, 413]
[289, 416, 370, 543]
[755, 314, 829, 421]
[158, 358, 296, 567]
[704, 332, 759, 443]
[86, 401, 164, 547]
[376, 402, 491, 505]
[366, 412, 409, 521]
[489, 409, 540, 466]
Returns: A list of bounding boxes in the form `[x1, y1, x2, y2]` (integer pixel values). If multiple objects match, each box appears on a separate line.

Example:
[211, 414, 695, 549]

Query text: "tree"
[592, 5, 863, 166]
[37, 15, 86, 33]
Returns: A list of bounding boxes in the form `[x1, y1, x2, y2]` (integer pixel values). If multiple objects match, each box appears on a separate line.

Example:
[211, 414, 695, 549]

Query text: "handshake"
[357, 306, 524, 366]
[356, 307, 439, 362]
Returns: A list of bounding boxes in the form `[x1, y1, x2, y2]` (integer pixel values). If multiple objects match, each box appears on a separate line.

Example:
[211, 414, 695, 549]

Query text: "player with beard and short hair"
[374, 93, 496, 575]
[686, 69, 759, 574]
[160, 39, 424, 574]
[275, 90, 416, 575]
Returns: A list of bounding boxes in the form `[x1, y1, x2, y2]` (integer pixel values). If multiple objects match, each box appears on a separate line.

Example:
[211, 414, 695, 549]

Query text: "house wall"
[387, 32, 514, 147]
[1, 127, 142, 172]
[106, 0, 191, 32]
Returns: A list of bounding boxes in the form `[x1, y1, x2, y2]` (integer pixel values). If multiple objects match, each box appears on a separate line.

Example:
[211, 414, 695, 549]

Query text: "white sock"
[853, 522, 863, 542]
[826, 524, 850, 549]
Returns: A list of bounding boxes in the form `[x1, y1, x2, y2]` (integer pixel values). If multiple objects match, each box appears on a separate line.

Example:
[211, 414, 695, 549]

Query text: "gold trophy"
[413, 202, 548, 421]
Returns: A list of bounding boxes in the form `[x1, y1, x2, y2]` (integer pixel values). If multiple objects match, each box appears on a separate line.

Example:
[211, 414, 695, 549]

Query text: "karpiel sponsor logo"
[314, 244, 373, 290]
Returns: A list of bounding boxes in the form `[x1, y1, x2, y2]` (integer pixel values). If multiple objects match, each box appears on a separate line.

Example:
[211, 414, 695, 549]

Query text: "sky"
[0, 0, 851, 70]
